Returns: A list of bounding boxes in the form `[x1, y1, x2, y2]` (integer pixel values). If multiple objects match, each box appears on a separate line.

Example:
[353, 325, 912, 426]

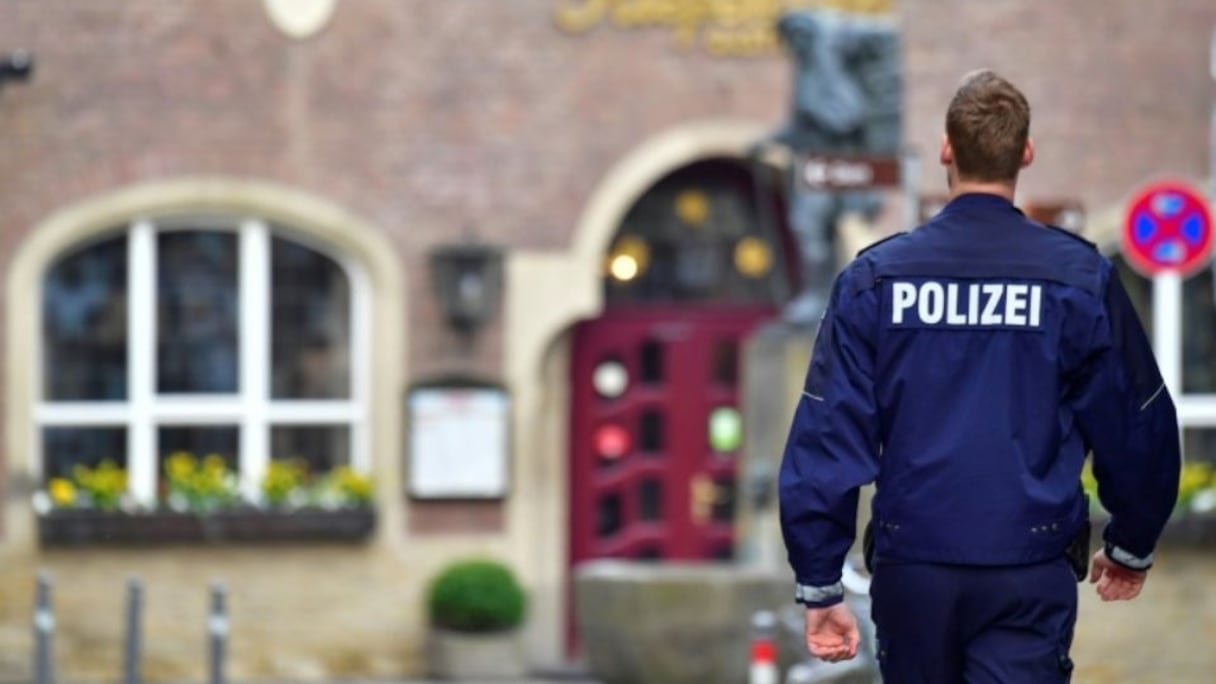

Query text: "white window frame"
[1151, 272, 1216, 430]
[34, 217, 370, 506]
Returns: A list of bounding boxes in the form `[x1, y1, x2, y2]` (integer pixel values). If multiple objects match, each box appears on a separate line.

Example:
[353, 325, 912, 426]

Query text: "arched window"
[602, 158, 791, 306]
[37, 217, 367, 507]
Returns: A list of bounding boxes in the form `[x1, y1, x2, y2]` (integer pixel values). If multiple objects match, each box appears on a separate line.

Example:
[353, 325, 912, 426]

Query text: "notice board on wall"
[407, 384, 510, 499]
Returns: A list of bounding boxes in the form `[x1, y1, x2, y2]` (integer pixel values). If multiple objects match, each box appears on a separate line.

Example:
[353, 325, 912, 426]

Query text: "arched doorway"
[568, 157, 792, 569]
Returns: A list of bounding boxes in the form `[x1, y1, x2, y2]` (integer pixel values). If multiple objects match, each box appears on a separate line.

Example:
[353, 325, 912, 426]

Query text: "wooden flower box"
[37, 507, 377, 547]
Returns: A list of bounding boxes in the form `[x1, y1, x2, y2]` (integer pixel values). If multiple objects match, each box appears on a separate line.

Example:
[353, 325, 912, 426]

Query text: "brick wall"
[5, 0, 1213, 377]
[2, 2, 1216, 676]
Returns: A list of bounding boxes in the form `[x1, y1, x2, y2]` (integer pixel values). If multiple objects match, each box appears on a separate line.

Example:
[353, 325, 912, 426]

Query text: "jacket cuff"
[795, 581, 844, 608]
[1105, 542, 1153, 571]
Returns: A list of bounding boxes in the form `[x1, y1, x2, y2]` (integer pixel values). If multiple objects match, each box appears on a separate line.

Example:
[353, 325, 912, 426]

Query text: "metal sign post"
[1122, 181, 1214, 400]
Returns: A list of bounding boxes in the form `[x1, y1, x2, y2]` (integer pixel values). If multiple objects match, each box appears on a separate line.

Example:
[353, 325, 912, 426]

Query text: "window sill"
[36, 507, 377, 547]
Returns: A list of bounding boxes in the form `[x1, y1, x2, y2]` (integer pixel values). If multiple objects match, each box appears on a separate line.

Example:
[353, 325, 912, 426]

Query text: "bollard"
[749, 610, 779, 684]
[33, 572, 54, 684]
[124, 577, 143, 684]
[208, 582, 228, 684]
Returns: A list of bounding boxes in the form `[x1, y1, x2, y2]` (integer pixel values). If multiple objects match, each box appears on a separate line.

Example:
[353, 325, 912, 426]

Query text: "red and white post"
[749, 610, 779, 684]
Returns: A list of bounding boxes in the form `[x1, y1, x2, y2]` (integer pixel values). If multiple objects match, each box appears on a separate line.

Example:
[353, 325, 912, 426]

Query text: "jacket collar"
[939, 192, 1023, 217]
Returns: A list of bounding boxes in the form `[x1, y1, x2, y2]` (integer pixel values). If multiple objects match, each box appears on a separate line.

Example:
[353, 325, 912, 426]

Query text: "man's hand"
[1089, 549, 1148, 601]
[804, 603, 860, 662]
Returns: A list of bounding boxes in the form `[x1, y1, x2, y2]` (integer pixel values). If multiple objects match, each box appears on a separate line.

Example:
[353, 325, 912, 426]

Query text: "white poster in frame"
[407, 385, 510, 499]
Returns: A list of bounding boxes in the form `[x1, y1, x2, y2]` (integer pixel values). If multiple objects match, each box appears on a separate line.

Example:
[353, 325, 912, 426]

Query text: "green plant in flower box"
[263, 459, 309, 507]
[164, 451, 240, 514]
[322, 465, 374, 507]
[47, 459, 127, 511]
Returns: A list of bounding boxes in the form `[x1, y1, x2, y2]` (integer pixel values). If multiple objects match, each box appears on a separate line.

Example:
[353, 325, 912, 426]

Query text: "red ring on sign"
[1122, 181, 1213, 278]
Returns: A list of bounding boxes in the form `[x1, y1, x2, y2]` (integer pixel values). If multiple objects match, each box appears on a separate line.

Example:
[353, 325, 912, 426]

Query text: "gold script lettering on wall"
[554, 0, 895, 56]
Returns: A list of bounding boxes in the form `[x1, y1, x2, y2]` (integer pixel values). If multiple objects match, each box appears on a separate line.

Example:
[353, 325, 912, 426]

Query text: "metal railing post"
[33, 571, 54, 684]
[208, 582, 228, 684]
[124, 577, 143, 684]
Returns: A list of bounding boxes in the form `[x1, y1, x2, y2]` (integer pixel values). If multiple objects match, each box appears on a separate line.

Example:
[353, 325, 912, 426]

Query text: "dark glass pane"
[157, 232, 238, 393]
[596, 492, 623, 539]
[711, 477, 736, 523]
[1183, 429, 1216, 463]
[1183, 267, 1216, 393]
[603, 158, 789, 305]
[638, 478, 662, 521]
[712, 338, 739, 386]
[640, 339, 663, 385]
[639, 410, 664, 454]
[271, 425, 350, 473]
[271, 236, 351, 399]
[43, 235, 128, 400]
[43, 427, 127, 482]
[636, 545, 663, 562]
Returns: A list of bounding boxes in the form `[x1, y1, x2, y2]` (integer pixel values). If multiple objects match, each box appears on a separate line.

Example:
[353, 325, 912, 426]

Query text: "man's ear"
[939, 133, 953, 166]
[1022, 138, 1035, 169]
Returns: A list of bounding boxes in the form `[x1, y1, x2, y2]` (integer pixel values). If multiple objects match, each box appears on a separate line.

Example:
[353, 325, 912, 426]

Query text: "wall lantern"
[0, 50, 34, 90]
[428, 243, 504, 341]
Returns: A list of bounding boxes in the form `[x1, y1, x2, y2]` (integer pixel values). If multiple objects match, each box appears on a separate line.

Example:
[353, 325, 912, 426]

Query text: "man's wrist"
[1104, 542, 1153, 571]
[795, 581, 844, 608]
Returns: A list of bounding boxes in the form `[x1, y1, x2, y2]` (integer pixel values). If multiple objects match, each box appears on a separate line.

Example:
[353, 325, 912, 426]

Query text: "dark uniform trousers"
[870, 558, 1077, 683]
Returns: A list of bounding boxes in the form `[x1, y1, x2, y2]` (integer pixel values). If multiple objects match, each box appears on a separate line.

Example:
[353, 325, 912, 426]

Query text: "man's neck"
[950, 180, 1016, 202]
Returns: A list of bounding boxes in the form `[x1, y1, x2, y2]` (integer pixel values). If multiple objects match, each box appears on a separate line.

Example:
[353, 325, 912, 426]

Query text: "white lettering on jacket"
[890, 281, 1043, 327]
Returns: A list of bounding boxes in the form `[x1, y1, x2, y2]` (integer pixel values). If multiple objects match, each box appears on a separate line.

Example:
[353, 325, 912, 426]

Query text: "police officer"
[778, 69, 1181, 682]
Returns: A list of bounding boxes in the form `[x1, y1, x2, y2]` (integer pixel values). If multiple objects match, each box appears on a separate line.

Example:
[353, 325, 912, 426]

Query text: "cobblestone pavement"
[378, 546, 1216, 683]
[1069, 547, 1216, 683]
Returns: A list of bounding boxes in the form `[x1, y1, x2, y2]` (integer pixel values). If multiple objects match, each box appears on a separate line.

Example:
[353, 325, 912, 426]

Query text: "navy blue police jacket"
[779, 192, 1181, 608]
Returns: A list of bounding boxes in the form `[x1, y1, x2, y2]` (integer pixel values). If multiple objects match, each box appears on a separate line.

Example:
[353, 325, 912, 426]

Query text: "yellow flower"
[166, 451, 196, 482]
[1080, 460, 1098, 498]
[262, 458, 308, 506]
[332, 466, 373, 504]
[203, 453, 227, 475]
[70, 459, 127, 510]
[1179, 461, 1214, 504]
[49, 478, 76, 506]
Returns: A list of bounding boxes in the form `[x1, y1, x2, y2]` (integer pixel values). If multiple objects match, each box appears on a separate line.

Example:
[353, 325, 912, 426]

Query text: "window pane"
[640, 339, 663, 385]
[711, 339, 739, 386]
[604, 159, 789, 306]
[1183, 268, 1216, 393]
[158, 424, 239, 478]
[43, 427, 127, 482]
[597, 492, 623, 539]
[271, 425, 350, 473]
[638, 478, 662, 522]
[271, 237, 351, 399]
[639, 410, 664, 454]
[157, 231, 238, 393]
[43, 235, 128, 400]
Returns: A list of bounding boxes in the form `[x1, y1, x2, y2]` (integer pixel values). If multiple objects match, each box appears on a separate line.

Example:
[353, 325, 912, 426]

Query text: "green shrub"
[427, 559, 526, 633]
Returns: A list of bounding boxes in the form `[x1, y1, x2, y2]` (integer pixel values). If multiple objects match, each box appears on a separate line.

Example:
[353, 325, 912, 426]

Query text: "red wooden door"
[569, 306, 775, 567]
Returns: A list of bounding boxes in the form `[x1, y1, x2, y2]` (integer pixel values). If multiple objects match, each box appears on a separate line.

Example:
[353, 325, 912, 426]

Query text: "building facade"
[1, 0, 1214, 680]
